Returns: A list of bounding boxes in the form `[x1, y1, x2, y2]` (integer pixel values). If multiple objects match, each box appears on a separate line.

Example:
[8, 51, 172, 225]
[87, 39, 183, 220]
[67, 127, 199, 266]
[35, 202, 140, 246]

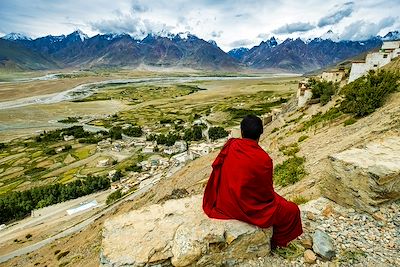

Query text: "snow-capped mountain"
[320, 30, 340, 42]
[1, 32, 31, 41]
[382, 31, 400, 41]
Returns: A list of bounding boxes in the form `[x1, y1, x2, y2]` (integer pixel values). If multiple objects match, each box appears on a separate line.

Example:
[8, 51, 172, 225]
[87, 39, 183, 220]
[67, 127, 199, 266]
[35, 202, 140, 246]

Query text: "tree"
[106, 190, 123, 205]
[109, 126, 122, 140]
[123, 126, 143, 137]
[308, 78, 338, 105]
[208, 127, 229, 141]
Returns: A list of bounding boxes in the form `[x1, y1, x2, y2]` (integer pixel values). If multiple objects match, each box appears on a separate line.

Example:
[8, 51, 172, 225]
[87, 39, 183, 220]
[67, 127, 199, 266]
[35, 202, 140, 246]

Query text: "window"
[373, 64, 378, 67]
[383, 54, 388, 58]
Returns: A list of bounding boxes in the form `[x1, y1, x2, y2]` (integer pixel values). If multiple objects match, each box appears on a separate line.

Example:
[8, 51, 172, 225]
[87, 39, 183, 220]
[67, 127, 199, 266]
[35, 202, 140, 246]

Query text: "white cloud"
[273, 22, 315, 34]
[318, 2, 354, 27]
[340, 17, 397, 40]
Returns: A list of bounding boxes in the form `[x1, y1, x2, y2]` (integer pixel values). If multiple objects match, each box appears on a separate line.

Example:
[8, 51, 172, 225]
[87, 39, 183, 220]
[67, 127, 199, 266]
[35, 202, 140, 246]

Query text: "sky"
[0, 0, 399, 51]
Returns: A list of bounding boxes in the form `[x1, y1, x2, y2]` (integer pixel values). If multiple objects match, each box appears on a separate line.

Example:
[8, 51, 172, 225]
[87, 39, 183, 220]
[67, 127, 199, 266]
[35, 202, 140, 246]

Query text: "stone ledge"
[100, 195, 273, 267]
[324, 137, 400, 212]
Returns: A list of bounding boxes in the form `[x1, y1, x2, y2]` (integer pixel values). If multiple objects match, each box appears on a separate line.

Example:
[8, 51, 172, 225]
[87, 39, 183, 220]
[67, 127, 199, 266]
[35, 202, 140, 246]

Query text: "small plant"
[343, 117, 357, 126]
[274, 241, 304, 259]
[25, 233, 32, 239]
[298, 135, 308, 142]
[274, 157, 306, 187]
[298, 107, 342, 132]
[271, 127, 279, 133]
[54, 250, 61, 255]
[56, 251, 70, 261]
[291, 195, 309, 205]
[279, 143, 300, 157]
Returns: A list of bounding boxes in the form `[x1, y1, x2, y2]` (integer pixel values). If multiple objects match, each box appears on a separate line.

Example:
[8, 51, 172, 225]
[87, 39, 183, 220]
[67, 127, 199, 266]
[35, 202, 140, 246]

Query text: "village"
[297, 39, 400, 108]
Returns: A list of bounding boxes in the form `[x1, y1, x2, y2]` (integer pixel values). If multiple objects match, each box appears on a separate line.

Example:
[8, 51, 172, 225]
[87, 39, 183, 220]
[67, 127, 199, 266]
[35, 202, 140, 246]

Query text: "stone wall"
[100, 195, 273, 267]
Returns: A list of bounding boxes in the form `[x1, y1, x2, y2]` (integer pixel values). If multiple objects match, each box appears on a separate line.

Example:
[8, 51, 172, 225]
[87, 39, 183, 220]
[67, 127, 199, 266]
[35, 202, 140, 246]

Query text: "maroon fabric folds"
[203, 138, 303, 247]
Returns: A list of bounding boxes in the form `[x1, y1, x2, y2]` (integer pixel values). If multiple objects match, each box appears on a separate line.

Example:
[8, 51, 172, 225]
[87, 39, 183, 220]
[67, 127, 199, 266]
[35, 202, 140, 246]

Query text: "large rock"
[100, 195, 273, 267]
[323, 137, 400, 213]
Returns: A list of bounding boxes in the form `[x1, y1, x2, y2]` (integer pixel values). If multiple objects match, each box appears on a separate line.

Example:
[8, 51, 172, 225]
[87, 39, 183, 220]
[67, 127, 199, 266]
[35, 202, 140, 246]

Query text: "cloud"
[90, 13, 173, 39]
[318, 2, 354, 27]
[340, 16, 397, 40]
[229, 38, 255, 47]
[211, 30, 223, 38]
[257, 33, 269, 39]
[132, 3, 149, 13]
[273, 22, 315, 34]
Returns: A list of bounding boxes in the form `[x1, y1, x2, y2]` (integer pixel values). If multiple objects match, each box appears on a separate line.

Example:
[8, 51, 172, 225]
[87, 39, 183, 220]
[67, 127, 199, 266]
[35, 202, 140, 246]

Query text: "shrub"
[279, 143, 300, 157]
[25, 233, 32, 239]
[271, 127, 279, 133]
[343, 118, 357, 126]
[274, 156, 306, 187]
[340, 70, 399, 117]
[106, 190, 123, 205]
[298, 135, 308, 142]
[54, 250, 61, 255]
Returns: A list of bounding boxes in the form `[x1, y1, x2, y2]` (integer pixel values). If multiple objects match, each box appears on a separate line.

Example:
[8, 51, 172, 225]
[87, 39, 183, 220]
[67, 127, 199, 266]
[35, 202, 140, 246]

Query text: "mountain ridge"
[1, 30, 398, 72]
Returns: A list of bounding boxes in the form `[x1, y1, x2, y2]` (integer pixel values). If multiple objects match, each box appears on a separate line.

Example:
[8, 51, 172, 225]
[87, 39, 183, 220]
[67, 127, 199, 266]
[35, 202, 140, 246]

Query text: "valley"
[0, 70, 301, 265]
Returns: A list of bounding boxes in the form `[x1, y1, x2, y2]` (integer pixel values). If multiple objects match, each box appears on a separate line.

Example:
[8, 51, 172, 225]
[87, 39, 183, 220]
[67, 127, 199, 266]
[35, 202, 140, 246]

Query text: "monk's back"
[215, 138, 276, 221]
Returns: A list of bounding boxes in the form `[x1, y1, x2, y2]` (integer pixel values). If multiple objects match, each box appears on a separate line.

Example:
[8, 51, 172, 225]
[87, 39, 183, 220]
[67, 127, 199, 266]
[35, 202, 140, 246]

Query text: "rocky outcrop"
[100, 195, 273, 267]
[323, 137, 400, 213]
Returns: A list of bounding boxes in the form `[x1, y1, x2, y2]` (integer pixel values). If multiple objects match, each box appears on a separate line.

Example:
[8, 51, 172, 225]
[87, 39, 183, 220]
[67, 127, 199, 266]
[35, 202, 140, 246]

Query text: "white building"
[297, 80, 312, 108]
[63, 135, 75, 142]
[349, 40, 400, 82]
[321, 68, 346, 83]
[97, 158, 111, 167]
[142, 145, 155, 154]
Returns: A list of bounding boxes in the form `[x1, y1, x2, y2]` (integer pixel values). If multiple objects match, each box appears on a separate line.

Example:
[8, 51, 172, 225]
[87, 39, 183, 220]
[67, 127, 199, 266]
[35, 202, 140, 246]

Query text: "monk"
[203, 115, 303, 247]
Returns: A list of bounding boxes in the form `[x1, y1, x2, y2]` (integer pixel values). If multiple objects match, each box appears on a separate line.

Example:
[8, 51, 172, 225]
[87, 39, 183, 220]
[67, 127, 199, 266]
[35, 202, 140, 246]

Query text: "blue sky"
[0, 0, 399, 50]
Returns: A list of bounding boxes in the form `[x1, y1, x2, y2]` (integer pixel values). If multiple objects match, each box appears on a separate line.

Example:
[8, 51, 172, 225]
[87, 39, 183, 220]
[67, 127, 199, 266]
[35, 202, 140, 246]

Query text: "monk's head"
[240, 115, 263, 142]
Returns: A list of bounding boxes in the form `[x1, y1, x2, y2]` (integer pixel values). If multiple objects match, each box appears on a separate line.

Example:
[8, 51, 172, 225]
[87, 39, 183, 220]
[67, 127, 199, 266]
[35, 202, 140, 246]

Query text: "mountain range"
[1, 30, 399, 72]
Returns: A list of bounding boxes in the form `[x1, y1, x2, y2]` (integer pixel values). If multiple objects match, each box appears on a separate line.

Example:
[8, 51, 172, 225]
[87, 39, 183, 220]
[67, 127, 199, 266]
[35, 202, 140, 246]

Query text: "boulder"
[100, 195, 273, 267]
[323, 137, 400, 213]
[312, 229, 336, 260]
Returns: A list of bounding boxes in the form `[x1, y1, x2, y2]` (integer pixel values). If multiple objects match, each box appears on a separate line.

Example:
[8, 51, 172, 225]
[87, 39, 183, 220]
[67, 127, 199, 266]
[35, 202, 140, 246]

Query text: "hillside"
[383, 57, 400, 70]
[1, 70, 399, 266]
[0, 39, 59, 70]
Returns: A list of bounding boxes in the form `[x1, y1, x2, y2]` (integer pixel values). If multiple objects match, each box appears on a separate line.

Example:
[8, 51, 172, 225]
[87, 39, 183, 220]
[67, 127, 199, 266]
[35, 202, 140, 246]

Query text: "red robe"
[203, 138, 303, 247]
